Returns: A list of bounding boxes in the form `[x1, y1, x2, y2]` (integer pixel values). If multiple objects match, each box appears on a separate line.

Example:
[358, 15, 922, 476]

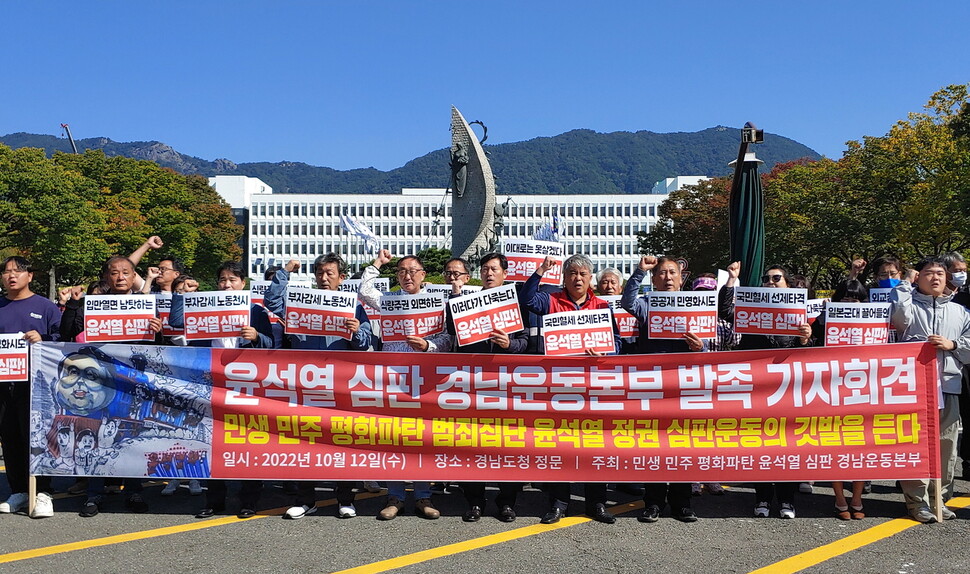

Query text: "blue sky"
[2, 1, 967, 171]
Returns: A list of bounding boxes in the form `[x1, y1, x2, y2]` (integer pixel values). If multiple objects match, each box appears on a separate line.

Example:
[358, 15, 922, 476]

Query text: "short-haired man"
[520, 253, 619, 524]
[264, 253, 372, 519]
[891, 256, 970, 523]
[451, 253, 527, 522]
[0, 256, 61, 518]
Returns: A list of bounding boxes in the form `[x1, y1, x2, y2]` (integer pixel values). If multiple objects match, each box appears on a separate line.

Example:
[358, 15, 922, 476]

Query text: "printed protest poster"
[449, 284, 525, 347]
[84, 295, 157, 343]
[823, 302, 891, 346]
[734, 287, 808, 336]
[869, 288, 892, 303]
[806, 299, 826, 325]
[646, 292, 718, 339]
[503, 240, 564, 285]
[423, 283, 482, 297]
[284, 287, 358, 340]
[0, 334, 28, 382]
[249, 281, 279, 324]
[542, 309, 616, 356]
[600, 295, 639, 339]
[183, 292, 251, 341]
[155, 292, 183, 336]
[379, 293, 446, 343]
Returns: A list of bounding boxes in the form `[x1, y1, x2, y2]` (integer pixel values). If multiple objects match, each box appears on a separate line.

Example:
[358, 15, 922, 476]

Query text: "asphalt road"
[1, 466, 969, 574]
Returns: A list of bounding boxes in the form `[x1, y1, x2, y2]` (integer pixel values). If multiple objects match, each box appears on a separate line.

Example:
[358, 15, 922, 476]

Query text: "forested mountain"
[1, 126, 820, 195]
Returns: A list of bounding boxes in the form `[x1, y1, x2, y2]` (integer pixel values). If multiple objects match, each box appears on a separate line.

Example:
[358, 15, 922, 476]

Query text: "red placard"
[449, 284, 525, 347]
[600, 295, 639, 339]
[83, 295, 157, 342]
[734, 287, 808, 336]
[183, 292, 251, 341]
[503, 239, 564, 285]
[283, 287, 357, 340]
[0, 334, 28, 382]
[646, 292, 717, 339]
[824, 302, 891, 346]
[379, 293, 446, 343]
[542, 309, 615, 356]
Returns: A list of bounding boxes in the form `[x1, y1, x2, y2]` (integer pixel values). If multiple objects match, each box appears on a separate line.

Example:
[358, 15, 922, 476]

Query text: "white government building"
[210, 175, 707, 282]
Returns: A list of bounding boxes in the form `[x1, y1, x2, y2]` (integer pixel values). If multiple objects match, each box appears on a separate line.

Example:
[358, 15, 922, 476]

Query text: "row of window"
[249, 200, 660, 219]
[250, 222, 650, 238]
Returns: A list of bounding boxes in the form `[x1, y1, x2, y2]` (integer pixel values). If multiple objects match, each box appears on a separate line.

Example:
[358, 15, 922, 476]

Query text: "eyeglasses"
[761, 274, 784, 284]
[443, 271, 468, 278]
[1, 268, 28, 276]
[876, 271, 901, 279]
[158, 267, 175, 273]
[396, 268, 425, 277]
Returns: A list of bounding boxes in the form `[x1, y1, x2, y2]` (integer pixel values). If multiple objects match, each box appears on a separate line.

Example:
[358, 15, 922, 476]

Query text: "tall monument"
[450, 106, 496, 263]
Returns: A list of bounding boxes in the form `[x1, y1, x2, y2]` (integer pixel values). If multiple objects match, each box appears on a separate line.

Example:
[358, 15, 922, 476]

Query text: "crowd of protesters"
[1, 235, 968, 526]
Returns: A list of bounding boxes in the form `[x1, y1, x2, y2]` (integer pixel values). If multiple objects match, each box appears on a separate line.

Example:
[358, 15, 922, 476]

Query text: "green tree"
[0, 146, 111, 295]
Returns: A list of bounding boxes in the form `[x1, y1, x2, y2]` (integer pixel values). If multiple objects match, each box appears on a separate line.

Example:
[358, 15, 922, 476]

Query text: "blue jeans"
[387, 481, 431, 500]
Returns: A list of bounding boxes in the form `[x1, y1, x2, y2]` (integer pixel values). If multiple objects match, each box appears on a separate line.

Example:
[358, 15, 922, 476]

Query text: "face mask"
[878, 278, 902, 289]
[952, 272, 967, 288]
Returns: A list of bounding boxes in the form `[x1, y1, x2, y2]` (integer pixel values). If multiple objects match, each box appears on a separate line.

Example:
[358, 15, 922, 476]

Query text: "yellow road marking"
[332, 501, 645, 574]
[0, 492, 383, 565]
[748, 495, 970, 574]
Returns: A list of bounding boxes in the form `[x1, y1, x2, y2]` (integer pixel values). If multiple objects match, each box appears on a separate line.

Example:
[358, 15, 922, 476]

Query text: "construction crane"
[60, 123, 79, 154]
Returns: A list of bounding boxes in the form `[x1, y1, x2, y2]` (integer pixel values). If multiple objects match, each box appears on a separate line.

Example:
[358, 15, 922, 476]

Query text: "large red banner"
[209, 342, 939, 482]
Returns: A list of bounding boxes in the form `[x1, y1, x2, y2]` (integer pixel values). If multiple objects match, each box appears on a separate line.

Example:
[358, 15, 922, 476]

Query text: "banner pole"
[934, 478, 943, 522]
[28, 475, 36, 516]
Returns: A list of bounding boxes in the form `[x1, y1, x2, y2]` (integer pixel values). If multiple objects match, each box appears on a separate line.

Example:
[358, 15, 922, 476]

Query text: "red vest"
[547, 289, 609, 313]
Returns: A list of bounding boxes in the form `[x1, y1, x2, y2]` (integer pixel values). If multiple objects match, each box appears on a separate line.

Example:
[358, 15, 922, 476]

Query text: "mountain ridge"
[0, 126, 821, 195]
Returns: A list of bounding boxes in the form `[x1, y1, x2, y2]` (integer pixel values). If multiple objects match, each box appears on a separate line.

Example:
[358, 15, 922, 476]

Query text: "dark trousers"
[754, 482, 797, 505]
[643, 482, 692, 510]
[206, 480, 262, 509]
[462, 482, 521, 510]
[546, 482, 608, 512]
[295, 481, 355, 507]
[959, 366, 970, 464]
[0, 384, 51, 494]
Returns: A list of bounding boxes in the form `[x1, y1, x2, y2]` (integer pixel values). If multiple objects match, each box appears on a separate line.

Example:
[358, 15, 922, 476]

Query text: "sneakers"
[337, 504, 357, 518]
[126, 493, 149, 513]
[779, 502, 796, 519]
[798, 482, 813, 494]
[79, 497, 102, 518]
[284, 504, 318, 519]
[362, 481, 383, 493]
[939, 506, 957, 520]
[691, 483, 703, 496]
[161, 480, 181, 496]
[638, 504, 661, 523]
[379, 496, 404, 520]
[754, 501, 770, 518]
[673, 507, 698, 523]
[188, 480, 203, 495]
[31, 492, 54, 519]
[415, 498, 440, 519]
[0, 492, 29, 514]
[911, 507, 937, 523]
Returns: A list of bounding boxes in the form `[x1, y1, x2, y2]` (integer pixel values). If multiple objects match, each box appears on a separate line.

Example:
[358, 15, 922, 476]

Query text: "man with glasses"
[0, 256, 61, 518]
[449, 253, 527, 522]
[891, 256, 970, 523]
[360, 249, 451, 520]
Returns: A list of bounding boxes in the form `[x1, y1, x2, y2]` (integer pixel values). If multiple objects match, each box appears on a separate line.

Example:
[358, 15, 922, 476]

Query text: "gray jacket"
[890, 281, 970, 395]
